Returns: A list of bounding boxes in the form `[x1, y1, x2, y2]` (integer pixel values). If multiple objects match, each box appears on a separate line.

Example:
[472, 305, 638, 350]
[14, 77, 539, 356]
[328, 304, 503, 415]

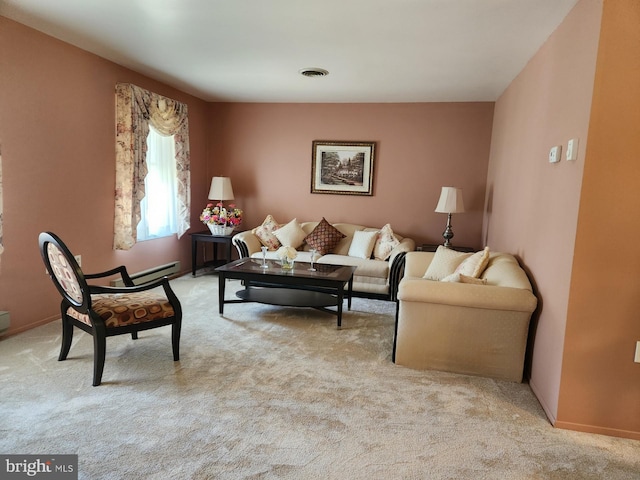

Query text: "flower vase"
[280, 257, 294, 270]
[208, 224, 234, 236]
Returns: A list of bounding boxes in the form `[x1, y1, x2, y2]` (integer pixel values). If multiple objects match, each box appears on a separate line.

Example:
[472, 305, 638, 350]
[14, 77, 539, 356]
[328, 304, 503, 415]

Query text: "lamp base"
[442, 213, 454, 247]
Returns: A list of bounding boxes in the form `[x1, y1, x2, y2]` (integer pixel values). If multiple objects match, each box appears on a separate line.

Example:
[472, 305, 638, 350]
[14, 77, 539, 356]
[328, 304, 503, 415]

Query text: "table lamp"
[208, 176, 235, 227]
[434, 186, 465, 247]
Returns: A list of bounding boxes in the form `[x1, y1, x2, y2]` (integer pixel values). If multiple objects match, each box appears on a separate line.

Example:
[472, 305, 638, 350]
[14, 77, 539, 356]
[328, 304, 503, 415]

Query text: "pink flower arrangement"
[200, 203, 243, 227]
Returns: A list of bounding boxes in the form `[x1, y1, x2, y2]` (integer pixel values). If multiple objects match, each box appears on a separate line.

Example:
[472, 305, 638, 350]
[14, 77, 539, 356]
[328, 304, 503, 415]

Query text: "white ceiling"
[1, 0, 579, 103]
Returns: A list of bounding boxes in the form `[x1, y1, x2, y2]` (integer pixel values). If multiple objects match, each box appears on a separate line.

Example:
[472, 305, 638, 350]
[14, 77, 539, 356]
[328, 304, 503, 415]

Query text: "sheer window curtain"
[137, 126, 178, 240]
[114, 83, 190, 250]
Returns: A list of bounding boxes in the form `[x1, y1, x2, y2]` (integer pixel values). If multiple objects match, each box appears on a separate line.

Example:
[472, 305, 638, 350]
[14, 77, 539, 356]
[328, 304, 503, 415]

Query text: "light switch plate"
[549, 145, 562, 163]
[635, 341, 640, 363]
[566, 138, 579, 161]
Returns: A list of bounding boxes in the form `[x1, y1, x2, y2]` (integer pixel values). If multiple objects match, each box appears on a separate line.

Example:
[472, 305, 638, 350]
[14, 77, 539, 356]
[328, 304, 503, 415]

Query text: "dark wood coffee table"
[215, 258, 357, 328]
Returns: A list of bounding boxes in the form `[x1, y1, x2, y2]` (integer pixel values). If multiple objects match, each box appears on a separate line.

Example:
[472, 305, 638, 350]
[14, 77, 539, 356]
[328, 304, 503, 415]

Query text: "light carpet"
[1, 272, 638, 479]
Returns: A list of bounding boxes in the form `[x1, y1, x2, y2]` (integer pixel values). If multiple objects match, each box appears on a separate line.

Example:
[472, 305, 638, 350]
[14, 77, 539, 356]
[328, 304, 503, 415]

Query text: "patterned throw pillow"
[454, 246, 490, 278]
[273, 218, 307, 249]
[423, 246, 471, 280]
[252, 214, 281, 250]
[373, 223, 401, 260]
[304, 218, 346, 255]
[348, 230, 379, 259]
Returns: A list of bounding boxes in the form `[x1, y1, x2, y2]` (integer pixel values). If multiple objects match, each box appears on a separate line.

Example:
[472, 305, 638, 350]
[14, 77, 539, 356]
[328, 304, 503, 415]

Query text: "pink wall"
[207, 102, 494, 247]
[484, 0, 602, 423]
[558, 0, 640, 439]
[0, 17, 209, 335]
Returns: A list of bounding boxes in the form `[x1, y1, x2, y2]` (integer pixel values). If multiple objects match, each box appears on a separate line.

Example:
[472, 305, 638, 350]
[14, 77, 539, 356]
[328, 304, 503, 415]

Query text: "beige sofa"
[232, 221, 415, 300]
[394, 250, 538, 382]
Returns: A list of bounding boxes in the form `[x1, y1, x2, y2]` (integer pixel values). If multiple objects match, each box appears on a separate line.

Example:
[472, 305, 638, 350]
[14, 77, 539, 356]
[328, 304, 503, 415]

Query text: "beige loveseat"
[393, 250, 538, 382]
[232, 219, 415, 300]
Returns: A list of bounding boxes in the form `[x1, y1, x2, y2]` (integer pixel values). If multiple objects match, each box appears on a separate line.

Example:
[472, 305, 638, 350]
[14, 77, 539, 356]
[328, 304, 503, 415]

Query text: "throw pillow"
[273, 218, 307, 249]
[422, 246, 471, 280]
[373, 223, 401, 261]
[440, 272, 459, 283]
[348, 230, 379, 259]
[440, 273, 488, 285]
[252, 214, 281, 250]
[454, 246, 490, 278]
[304, 218, 346, 255]
[460, 274, 487, 285]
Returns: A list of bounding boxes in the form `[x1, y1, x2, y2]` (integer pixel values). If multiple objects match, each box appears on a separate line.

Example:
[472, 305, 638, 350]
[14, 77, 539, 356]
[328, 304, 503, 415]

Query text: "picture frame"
[311, 140, 376, 196]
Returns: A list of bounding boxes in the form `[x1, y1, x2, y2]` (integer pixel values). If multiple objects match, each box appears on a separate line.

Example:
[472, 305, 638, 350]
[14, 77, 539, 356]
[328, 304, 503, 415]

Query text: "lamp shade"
[435, 187, 465, 214]
[208, 177, 235, 201]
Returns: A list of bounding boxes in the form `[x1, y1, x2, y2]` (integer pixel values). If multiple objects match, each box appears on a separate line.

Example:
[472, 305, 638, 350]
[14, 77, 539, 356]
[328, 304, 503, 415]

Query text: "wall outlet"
[549, 145, 562, 163]
[635, 341, 640, 363]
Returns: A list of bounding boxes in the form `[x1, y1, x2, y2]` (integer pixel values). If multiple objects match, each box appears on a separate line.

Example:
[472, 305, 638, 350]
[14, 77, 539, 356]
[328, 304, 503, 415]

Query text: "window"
[114, 83, 190, 250]
[136, 126, 178, 241]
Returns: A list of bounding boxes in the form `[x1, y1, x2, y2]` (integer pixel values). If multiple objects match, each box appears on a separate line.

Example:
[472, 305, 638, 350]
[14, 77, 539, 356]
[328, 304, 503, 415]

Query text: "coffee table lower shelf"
[236, 287, 343, 319]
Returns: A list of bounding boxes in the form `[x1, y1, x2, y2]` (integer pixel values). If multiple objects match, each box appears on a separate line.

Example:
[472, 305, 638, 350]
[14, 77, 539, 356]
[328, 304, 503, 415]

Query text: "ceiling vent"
[299, 68, 329, 77]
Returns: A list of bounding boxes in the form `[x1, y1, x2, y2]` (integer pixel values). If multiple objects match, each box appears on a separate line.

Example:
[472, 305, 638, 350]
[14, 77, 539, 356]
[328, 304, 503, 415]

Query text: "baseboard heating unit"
[0, 311, 10, 336]
[110, 261, 181, 287]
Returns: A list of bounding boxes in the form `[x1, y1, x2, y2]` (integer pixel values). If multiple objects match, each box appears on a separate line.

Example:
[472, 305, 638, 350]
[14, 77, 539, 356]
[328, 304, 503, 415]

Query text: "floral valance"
[114, 83, 190, 250]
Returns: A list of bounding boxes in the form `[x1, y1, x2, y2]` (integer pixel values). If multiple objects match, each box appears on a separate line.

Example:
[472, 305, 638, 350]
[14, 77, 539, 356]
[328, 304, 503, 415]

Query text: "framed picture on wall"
[311, 140, 376, 195]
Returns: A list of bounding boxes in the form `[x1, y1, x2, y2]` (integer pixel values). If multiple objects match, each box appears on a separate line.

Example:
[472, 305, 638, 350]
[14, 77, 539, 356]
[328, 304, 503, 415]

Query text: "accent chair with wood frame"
[39, 231, 182, 386]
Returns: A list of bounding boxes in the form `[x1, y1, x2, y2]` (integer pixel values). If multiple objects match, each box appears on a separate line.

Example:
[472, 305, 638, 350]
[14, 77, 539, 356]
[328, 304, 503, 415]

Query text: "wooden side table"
[189, 231, 236, 275]
[417, 244, 475, 253]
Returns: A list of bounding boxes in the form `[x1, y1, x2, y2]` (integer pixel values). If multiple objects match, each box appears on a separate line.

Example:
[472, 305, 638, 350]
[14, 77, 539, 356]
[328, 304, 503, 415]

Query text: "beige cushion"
[304, 218, 345, 255]
[440, 272, 458, 283]
[373, 223, 401, 261]
[454, 247, 490, 278]
[348, 230, 378, 259]
[252, 214, 281, 251]
[441, 273, 488, 284]
[460, 274, 487, 285]
[318, 255, 389, 279]
[273, 218, 307, 249]
[423, 246, 471, 280]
